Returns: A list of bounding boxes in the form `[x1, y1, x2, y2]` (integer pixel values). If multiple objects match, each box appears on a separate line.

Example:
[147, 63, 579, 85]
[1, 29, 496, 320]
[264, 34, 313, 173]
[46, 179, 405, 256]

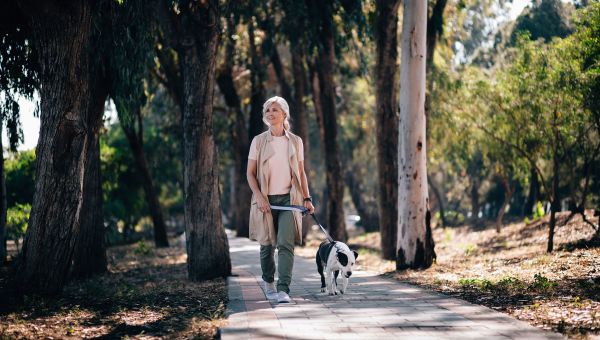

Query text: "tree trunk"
[310, 0, 347, 242]
[71, 70, 108, 279]
[17, 0, 96, 295]
[375, 0, 401, 260]
[428, 175, 447, 228]
[122, 114, 170, 247]
[269, 41, 294, 108]
[424, 0, 448, 123]
[178, 0, 231, 280]
[291, 47, 309, 171]
[216, 21, 251, 238]
[397, 0, 436, 270]
[308, 61, 328, 229]
[247, 19, 267, 140]
[0, 121, 6, 264]
[344, 168, 379, 232]
[291, 45, 312, 244]
[547, 140, 560, 253]
[469, 174, 480, 219]
[524, 166, 539, 216]
[496, 176, 515, 233]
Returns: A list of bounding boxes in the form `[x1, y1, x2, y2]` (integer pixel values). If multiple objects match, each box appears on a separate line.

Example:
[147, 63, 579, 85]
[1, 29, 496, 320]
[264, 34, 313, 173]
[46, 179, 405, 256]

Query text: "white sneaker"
[277, 291, 291, 303]
[263, 281, 277, 300]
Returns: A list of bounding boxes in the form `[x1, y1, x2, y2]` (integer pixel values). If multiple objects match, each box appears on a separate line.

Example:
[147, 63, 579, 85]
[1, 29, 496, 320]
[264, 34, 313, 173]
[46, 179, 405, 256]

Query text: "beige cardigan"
[249, 130, 304, 246]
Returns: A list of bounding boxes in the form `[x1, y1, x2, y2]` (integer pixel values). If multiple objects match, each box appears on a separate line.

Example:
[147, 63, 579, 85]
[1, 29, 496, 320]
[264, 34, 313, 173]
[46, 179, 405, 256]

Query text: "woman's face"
[265, 102, 286, 126]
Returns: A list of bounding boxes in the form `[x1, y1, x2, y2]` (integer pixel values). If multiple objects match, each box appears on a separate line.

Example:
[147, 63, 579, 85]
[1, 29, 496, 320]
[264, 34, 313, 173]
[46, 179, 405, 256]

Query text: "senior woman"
[246, 96, 315, 303]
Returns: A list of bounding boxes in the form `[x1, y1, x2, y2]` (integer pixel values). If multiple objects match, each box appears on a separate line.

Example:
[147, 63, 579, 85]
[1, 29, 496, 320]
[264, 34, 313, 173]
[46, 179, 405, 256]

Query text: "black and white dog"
[316, 240, 358, 295]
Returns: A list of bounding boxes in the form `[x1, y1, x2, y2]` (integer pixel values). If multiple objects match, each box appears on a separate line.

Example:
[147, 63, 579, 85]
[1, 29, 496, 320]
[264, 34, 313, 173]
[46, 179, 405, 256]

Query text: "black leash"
[270, 205, 335, 243]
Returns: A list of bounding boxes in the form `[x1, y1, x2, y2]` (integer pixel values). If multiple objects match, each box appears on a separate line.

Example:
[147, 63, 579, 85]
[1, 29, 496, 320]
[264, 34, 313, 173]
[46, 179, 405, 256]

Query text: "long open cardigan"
[249, 130, 304, 246]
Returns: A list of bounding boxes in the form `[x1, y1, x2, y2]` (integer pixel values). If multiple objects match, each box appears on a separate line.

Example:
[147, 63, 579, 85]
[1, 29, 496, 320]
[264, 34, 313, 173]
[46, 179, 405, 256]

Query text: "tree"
[305, 0, 348, 241]
[158, 0, 231, 280]
[0, 0, 38, 264]
[511, 0, 574, 44]
[397, 0, 436, 270]
[16, 0, 105, 294]
[109, 0, 169, 248]
[216, 11, 251, 237]
[374, 0, 401, 260]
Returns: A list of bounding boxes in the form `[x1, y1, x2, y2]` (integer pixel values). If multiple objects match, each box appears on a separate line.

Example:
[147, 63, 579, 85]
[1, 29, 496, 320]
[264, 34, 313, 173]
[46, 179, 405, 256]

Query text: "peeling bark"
[396, 0, 436, 270]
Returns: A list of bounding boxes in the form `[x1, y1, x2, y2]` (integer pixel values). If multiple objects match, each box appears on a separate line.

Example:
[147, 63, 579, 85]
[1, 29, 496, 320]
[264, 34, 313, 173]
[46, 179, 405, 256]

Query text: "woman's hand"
[256, 195, 271, 213]
[304, 200, 315, 214]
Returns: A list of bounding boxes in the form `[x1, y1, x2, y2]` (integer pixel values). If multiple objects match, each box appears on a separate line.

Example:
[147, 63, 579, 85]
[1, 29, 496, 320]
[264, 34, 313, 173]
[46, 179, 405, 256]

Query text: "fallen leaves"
[297, 211, 600, 339]
[0, 238, 228, 339]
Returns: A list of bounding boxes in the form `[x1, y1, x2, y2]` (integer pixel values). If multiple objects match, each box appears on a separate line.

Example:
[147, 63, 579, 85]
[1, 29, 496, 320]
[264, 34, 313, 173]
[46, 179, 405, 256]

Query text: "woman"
[247, 96, 315, 303]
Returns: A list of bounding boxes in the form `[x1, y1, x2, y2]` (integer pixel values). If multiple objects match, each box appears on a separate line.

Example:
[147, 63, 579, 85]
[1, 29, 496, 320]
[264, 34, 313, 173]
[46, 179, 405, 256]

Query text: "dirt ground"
[0, 237, 227, 339]
[1, 211, 598, 339]
[298, 210, 600, 339]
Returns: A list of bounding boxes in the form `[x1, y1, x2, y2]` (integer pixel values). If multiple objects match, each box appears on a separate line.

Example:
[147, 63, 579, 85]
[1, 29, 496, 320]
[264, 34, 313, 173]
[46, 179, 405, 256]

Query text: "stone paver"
[221, 231, 564, 339]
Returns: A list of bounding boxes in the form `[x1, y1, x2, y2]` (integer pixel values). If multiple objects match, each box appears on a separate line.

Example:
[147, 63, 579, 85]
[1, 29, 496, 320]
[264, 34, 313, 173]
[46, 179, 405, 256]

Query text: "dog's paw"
[339, 289, 345, 294]
[328, 291, 334, 295]
[320, 287, 325, 293]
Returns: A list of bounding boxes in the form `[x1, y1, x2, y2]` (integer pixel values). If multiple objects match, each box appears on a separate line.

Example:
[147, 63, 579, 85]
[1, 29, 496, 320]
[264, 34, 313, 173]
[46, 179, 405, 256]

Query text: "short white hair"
[262, 96, 291, 130]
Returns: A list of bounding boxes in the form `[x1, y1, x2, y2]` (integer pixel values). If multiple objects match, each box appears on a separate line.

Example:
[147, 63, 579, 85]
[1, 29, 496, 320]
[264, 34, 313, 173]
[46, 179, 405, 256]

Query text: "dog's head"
[336, 248, 359, 278]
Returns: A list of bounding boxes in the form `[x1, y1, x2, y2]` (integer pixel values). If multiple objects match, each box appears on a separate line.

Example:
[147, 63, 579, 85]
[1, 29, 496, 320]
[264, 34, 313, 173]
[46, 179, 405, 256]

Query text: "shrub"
[6, 203, 31, 251]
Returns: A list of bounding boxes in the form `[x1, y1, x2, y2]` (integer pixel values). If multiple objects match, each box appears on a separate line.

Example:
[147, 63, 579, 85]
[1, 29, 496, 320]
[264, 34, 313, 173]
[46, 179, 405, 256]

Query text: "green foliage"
[531, 273, 558, 291]
[134, 239, 152, 256]
[101, 86, 183, 243]
[533, 201, 545, 219]
[101, 125, 147, 235]
[458, 278, 494, 290]
[511, 0, 574, 44]
[0, 1, 39, 151]
[462, 243, 478, 256]
[497, 276, 526, 290]
[5, 149, 36, 207]
[6, 203, 31, 251]
[98, 0, 155, 127]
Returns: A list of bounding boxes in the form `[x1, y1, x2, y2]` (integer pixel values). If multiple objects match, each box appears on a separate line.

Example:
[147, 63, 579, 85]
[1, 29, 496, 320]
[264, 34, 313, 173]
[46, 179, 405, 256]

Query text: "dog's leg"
[326, 269, 336, 295]
[333, 270, 340, 295]
[316, 252, 326, 293]
[340, 276, 348, 294]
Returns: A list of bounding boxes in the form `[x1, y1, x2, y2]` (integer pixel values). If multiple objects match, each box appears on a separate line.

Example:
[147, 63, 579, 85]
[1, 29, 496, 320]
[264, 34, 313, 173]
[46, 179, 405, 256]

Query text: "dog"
[316, 240, 358, 295]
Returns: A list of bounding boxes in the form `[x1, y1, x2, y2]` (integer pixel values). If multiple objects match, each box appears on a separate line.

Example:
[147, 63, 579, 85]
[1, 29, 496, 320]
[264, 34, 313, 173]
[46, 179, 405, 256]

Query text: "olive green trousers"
[260, 194, 295, 293]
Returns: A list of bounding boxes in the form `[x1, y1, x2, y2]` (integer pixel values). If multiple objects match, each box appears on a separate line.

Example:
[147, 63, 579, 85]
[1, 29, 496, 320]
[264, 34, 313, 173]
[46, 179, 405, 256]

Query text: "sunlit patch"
[113, 309, 165, 326]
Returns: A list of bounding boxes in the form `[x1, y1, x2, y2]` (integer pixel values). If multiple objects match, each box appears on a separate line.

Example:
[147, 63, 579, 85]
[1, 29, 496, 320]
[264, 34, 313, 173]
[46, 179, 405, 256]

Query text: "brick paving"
[220, 231, 564, 339]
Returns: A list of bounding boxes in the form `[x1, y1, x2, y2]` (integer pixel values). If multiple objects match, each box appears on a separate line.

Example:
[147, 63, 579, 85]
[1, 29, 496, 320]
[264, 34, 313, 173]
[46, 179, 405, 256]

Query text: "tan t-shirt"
[249, 134, 304, 195]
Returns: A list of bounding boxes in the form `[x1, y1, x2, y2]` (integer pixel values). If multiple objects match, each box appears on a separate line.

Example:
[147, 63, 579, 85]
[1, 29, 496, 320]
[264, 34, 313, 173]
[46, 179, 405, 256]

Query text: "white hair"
[262, 96, 291, 131]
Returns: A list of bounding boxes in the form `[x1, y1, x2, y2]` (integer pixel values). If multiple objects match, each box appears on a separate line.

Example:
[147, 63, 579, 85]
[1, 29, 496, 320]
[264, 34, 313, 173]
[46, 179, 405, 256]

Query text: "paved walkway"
[220, 232, 563, 339]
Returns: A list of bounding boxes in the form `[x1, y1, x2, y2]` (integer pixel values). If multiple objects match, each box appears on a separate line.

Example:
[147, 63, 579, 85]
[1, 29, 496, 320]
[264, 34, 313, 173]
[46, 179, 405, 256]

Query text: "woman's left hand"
[304, 201, 315, 214]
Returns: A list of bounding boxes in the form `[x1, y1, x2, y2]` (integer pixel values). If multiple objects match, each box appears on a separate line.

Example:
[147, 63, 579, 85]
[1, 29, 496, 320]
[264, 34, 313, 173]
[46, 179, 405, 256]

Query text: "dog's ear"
[353, 250, 359, 260]
[337, 252, 348, 266]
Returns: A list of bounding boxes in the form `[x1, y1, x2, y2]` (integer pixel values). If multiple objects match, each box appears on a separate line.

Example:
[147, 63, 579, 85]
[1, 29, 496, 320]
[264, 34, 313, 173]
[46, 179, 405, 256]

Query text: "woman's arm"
[247, 159, 270, 213]
[298, 160, 315, 213]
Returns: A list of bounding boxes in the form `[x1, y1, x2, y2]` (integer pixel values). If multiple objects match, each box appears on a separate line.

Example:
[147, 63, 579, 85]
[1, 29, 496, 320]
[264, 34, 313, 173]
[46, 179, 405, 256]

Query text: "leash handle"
[269, 204, 335, 243]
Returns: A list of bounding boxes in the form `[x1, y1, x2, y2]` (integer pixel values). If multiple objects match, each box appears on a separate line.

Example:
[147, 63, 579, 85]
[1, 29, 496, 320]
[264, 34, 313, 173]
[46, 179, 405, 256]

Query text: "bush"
[531, 273, 557, 291]
[6, 203, 31, 251]
[533, 201, 545, 219]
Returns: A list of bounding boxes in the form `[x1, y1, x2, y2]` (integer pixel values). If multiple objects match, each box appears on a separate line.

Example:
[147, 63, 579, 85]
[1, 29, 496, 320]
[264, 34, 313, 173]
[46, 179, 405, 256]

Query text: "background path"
[221, 232, 563, 339]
